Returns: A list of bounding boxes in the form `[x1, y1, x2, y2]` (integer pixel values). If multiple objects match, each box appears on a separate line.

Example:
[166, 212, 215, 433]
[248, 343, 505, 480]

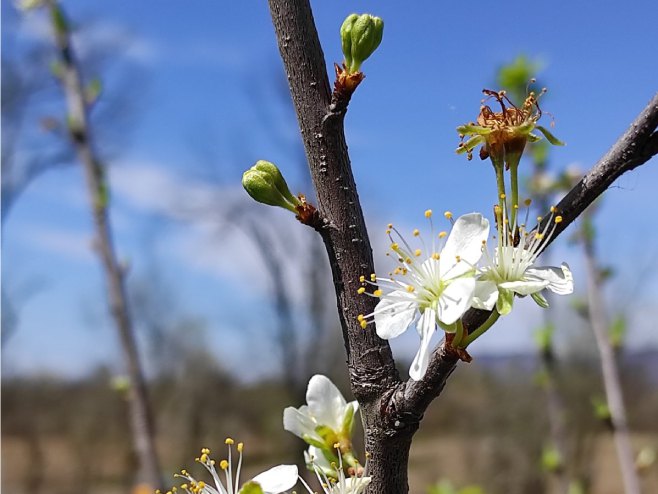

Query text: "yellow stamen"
[200, 453, 208, 463]
[438, 231, 447, 238]
[550, 206, 557, 213]
[387, 223, 393, 229]
[219, 460, 229, 470]
[360, 320, 367, 329]
[237, 443, 243, 452]
[225, 437, 234, 445]
[373, 289, 383, 297]
[413, 229, 420, 237]
[414, 249, 422, 257]
[406, 285, 415, 293]
[370, 273, 376, 281]
[524, 198, 532, 206]
[432, 252, 440, 260]
[444, 211, 453, 219]
[390, 243, 399, 250]
[359, 275, 365, 283]
[424, 209, 432, 218]
[554, 215, 563, 224]
[357, 287, 366, 295]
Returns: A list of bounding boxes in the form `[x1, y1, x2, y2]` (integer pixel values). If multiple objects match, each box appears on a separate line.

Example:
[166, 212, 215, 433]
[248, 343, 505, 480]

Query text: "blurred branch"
[42, 1, 162, 489]
[581, 212, 641, 494]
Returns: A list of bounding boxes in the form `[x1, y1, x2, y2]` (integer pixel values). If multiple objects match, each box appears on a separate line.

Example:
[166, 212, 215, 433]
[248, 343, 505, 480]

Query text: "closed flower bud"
[242, 160, 300, 213]
[340, 13, 384, 73]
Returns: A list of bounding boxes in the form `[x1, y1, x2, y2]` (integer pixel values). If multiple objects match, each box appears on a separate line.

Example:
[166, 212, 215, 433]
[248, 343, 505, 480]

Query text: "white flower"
[170, 441, 297, 494]
[473, 205, 573, 315]
[359, 211, 489, 380]
[283, 375, 358, 448]
[300, 446, 371, 494]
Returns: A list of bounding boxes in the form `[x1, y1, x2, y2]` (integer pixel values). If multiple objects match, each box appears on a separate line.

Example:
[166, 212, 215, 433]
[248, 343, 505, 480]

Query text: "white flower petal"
[251, 464, 298, 494]
[374, 293, 417, 340]
[409, 308, 437, 381]
[499, 279, 549, 295]
[307, 374, 348, 431]
[437, 277, 475, 325]
[526, 263, 574, 295]
[472, 279, 498, 310]
[283, 406, 317, 439]
[304, 445, 332, 471]
[439, 213, 489, 278]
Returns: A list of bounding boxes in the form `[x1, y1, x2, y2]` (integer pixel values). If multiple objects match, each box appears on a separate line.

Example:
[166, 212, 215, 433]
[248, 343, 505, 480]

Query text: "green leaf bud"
[340, 14, 359, 72]
[340, 13, 383, 73]
[242, 160, 300, 213]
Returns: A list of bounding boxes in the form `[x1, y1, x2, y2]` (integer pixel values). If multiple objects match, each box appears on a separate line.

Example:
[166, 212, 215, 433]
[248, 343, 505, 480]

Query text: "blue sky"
[2, 0, 657, 379]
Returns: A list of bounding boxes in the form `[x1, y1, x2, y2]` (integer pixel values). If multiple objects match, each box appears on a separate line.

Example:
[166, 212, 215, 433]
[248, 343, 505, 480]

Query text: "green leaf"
[609, 314, 627, 349]
[456, 124, 491, 136]
[456, 135, 485, 155]
[86, 78, 102, 105]
[50, 4, 69, 35]
[535, 125, 565, 146]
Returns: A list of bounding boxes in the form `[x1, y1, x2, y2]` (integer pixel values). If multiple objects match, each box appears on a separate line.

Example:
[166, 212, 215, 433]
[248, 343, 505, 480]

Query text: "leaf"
[535, 125, 565, 146]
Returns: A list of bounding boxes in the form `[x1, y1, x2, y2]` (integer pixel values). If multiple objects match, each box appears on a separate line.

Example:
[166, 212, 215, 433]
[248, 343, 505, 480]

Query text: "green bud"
[340, 14, 359, 71]
[541, 444, 563, 473]
[86, 78, 102, 105]
[242, 160, 300, 213]
[340, 13, 383, 73]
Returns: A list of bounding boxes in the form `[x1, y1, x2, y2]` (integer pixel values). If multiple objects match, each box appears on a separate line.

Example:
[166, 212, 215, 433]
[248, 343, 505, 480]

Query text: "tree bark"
[265, 1, 658, 491]
[45, 2, 163, 490]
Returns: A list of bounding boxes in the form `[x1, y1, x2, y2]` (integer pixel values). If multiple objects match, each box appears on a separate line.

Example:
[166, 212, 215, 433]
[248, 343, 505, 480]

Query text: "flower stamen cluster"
[357, 210, 490, 379]
[164, 440, 297, 494]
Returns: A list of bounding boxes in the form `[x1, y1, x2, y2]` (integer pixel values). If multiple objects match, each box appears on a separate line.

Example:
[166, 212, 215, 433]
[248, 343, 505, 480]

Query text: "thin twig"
[44, 1, 162, 489]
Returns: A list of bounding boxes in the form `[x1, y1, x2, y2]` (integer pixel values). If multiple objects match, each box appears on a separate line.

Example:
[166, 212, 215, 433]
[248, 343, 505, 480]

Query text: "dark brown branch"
[267, 1, 411, 492]
[45, 1, 162, 490]
[401, 92, 658, 419]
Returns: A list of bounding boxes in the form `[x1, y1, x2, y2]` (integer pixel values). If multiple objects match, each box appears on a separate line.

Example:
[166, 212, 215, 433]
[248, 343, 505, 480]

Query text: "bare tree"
[264, 1, 658, 492]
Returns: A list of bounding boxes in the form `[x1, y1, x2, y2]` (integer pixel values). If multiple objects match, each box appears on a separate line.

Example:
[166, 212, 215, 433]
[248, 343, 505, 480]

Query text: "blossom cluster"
[163, 375, 368, 494]
[356, 88, 572, 381]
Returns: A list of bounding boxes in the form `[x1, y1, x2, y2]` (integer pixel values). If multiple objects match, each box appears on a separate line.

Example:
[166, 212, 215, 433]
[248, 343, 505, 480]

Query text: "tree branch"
[400, 92, 658, 419]
[44, 1, 162, 489]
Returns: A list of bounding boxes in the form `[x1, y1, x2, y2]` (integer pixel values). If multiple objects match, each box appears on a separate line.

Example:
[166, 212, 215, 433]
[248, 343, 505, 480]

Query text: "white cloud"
[16, 225, 94, 263]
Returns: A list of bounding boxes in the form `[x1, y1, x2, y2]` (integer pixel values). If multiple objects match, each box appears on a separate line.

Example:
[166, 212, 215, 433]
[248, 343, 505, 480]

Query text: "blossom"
[473, 204, 573, 315]
[300, 446, 370, 494]
[456, 88, 563, 168]
[283, 375, 358, 451]
[359, 211, 489, 380]
[166, 441, 297, 494]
